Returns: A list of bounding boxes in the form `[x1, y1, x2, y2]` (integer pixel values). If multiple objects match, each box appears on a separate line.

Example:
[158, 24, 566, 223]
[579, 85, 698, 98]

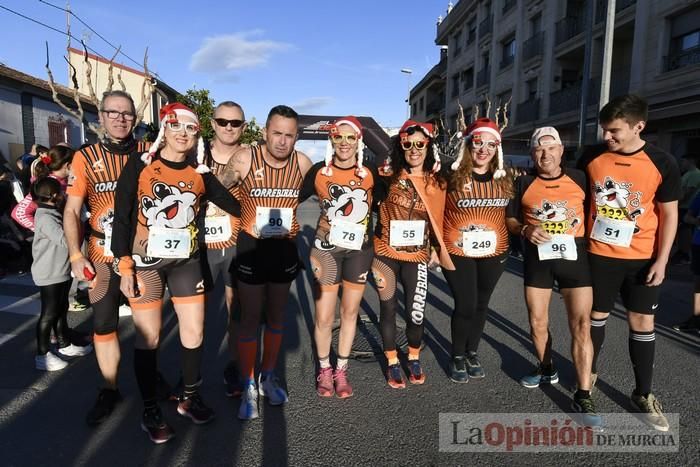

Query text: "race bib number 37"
[590, 217, 635, 247]
[255, 207, 293, 238]
[147, 227, 190, 258]
[389, 220, 426, 247]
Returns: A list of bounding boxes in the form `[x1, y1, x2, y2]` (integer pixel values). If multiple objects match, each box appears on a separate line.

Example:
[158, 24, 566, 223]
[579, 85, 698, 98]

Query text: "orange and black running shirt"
[111, 153, 240, 271]
[67, 141, 147, 264]
[238, 145, 303, 239]
[374, 172, 438, 263]
[507, 168, 586, 237]
[577, 143, 680, 259]
[202, 145, 241, 249]
[299, 161, 386, 251]
[443, 171, 512, 257]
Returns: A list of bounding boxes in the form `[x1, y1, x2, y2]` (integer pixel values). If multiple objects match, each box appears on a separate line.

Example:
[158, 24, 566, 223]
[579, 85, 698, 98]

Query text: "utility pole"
[401, 68, 413, 120]
[577, 0, 595, 150]
[65, 0, 71, 51]
[598, 0, 617, 142]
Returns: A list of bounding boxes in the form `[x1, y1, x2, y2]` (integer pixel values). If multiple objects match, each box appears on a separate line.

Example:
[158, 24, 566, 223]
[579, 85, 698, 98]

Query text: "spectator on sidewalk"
[673, 154, 700, 264]
[674, 190, 700, 334]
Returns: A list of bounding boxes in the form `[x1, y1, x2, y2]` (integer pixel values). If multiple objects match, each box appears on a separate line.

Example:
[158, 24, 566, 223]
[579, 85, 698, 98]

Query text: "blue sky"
[0, 0, 448, 130]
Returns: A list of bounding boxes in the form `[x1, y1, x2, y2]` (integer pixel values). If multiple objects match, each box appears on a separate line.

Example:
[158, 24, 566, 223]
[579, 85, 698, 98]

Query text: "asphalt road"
[0, 199, 698, 466]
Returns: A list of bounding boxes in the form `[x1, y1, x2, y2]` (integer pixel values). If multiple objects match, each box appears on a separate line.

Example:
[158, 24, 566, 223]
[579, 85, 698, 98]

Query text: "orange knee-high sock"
[408, 346, 421, 361]
[238, 335, 257, 384]
[261, 324, 284, 373]
[385, 349, 399, 365]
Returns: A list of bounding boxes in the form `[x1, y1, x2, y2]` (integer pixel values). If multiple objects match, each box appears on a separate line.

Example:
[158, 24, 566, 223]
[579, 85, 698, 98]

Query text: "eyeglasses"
[401, 140, 428, 151]
[102, 109, 136, 121]
[471, 140, 499, 151]
[213, 118, 245, 128]
[166, 122, 199, 135]
[330, 134, 358, 144]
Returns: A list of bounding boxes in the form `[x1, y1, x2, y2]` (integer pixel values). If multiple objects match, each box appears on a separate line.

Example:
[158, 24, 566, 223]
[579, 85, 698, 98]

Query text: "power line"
[37, 0, 144, 71]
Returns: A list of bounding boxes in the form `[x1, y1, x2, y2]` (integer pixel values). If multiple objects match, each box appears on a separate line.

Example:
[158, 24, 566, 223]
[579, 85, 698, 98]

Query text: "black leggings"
[444, 253, 507, 356]
[36, 279, 72, 355]
[372, 255, 429, 351]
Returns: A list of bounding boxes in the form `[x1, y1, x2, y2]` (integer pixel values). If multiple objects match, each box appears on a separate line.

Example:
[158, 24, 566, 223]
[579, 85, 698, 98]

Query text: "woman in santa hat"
[299, 116, 386, 398]
[111, 102, 241, 444]
[442, 117, 514, 383]
[371, 119, 454, 388]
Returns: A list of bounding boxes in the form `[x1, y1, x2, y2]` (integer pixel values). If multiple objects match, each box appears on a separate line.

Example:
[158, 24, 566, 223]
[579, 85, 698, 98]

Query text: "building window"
[666, 8, 700, 71]
[419, 97, 425, 112]
[466, 18, 477, 45]
[48, 116, 71, 146]
[500, 36, 516, 69]
[526, 77, 538, 100]
[530, 13, 542, 35]
[461, 67, 474, 92]
[411, 103, 417, 116]
[452, 74, 460, 97]
[503, 0, 516, 15]
[452, 29, 463, 56]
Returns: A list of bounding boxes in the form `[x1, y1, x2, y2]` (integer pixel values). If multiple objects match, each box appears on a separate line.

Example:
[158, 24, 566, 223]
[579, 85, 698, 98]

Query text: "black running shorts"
[309, 244, 373, 290]
[234, 230, 300, 285]
[523, 239, 592, 289]
[589, 253, 661, 315]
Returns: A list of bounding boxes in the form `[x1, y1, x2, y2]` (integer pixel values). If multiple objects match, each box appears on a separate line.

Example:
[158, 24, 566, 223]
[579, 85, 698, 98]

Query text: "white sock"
[319, 356, 331, 369]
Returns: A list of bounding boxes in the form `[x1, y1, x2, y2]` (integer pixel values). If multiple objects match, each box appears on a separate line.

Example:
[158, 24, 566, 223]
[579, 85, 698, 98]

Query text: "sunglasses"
[166, 122, 199, 135]
[471, 140, 499, 150]
[213, 118, 245, 128]
[401, 140, 429, 151]
[330, 134, 358, 144]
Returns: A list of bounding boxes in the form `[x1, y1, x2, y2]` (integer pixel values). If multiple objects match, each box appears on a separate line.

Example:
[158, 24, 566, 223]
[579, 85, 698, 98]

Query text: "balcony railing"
[664, 46, 700, 72]
[549, 79, 600, 116]
[522, 31, 545, 61]
[476, 67, 490, 88]
[517, 98, 540, 124]
[502, 0, 516, 15]
[555, 16, 584, 45]
[426, 99, 444, 117]
[596, 0, 637, 23]
[479, 15, 493, 38]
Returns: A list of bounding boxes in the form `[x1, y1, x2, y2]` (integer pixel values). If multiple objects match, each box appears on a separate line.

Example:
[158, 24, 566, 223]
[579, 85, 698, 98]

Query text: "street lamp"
[401, 68, 413, 120]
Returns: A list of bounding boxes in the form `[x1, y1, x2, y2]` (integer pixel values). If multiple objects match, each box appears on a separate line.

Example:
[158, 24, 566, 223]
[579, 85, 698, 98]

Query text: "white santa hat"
[451, 117, 505, 179]
[322, 116, 367, 178]
[142, 102, 209, 173]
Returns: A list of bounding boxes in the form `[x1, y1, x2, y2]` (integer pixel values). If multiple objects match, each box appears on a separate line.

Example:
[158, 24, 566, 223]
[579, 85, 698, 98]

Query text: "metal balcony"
[555, 16, 584, 46]
[664, 46, 700, 72]
[517, 98, 540, 124]
[479, 15, 493, 38]
[522, 31, 545, 61]
[549, 79, 600, 116]
[476, 67, 490, 88]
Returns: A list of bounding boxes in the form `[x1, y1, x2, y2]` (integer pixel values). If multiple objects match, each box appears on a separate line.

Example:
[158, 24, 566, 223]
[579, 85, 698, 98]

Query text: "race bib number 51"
[590, 217, 635, 247]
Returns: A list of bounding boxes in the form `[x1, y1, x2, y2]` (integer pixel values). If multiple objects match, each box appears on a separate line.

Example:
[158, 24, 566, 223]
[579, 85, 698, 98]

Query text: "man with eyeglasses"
[200, 101, 248, 398]
[64, 90, 171, 426]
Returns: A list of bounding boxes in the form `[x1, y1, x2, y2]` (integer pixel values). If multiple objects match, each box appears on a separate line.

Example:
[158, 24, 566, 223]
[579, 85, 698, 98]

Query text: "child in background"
[32, 176, 92, 371]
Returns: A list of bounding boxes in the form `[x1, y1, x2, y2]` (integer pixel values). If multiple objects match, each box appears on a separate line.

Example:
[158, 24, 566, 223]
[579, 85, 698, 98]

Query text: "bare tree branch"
[81, 41, 100, 109]
[134, 47, 155, 128]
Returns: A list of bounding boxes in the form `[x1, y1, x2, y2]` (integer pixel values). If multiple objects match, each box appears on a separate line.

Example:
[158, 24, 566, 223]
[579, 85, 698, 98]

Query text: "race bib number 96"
[537, 234, 577, 261]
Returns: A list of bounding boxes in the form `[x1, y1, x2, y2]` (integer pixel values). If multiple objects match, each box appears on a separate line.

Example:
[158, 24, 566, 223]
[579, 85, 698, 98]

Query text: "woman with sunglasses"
[299, 116, 385, 398]
[442, 118, 514, 383]
[372, 119, 452, 388]
[112, 103, 241, 444]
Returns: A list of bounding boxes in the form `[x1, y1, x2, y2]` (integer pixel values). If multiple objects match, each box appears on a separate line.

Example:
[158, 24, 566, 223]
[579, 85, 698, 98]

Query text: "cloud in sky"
[292, 97, 333, 113]
[190, 31, 291, 73]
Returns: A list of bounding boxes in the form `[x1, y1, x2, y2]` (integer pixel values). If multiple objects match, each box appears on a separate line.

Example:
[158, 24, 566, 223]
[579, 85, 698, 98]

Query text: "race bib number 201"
[205, 216, 232, 243]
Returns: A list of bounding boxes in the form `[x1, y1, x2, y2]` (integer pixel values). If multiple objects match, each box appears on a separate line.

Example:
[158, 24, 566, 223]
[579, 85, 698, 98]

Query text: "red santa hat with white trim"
[322, 116, 367, 178]
[451, 117, 505, 179]
[399, 119, 441, 173]
[142, 102, 209, 173]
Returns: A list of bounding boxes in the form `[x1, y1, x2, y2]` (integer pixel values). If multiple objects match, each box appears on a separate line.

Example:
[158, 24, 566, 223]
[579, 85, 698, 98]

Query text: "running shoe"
[35, 352, 68, 371]
[466, 351, 485, 379]
[224, 361, 243, 398]
[141, 406, 175, 444]
[238, 382, 259, 420]
[259, 372, 289, 406]
[407, 360, 426, 385]
[519, 364, 559, 388]
[86, 388, 122, 427]
[571, 393, 603, 429]
[177, 392, 215, 424]
[316, 367, 334, 398]
[333, 367, 353, 398]
[57, 343, 93, 357]
[450, 356, 468, 383]
[630, 392, 670, 432]
[386, 363, 406, 389]
[672, 315, 700, 333]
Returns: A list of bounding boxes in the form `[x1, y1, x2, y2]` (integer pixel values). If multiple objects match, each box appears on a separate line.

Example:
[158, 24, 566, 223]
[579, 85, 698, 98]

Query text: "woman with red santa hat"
[111, 102, 241, 444]
[299, 116, 386, 398]
[371, 119, 454, 388]
[442, 117, 514, 383]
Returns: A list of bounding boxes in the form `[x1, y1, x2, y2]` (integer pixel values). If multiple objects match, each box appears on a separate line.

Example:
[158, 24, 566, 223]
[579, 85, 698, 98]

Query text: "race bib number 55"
[389, 220, 426, 247]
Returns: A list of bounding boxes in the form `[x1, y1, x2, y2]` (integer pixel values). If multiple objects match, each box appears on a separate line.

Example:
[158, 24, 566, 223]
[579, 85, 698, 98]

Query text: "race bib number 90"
[590, 217, 635, 247]
[462, 230, 497, 257]
[205, 216, 232, 243]
[147, 227, 190, 258]
[537, 234, 578, 261]
[329, 219, 365, 250]
[256, 207, 293, 238]
[389, 220, 426, 247]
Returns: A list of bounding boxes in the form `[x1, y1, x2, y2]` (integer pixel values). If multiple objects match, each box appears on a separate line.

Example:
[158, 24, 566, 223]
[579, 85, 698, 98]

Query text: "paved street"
[0, 200, 698, 466]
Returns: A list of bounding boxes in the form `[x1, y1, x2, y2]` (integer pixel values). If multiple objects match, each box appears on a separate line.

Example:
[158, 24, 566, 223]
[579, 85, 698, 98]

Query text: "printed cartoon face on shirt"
[99, 209, 114, 234]
[594, 176, 643, 221]
[532, 199, 580, 234]
[141, 181, 198, 228]
[323, 184, 369, 224]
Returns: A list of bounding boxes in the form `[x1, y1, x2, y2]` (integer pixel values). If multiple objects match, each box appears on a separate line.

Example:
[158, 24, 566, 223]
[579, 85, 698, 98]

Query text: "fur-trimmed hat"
[451, 117, 505, 179]
[322, 116, 367, 178]
[399, 119, 441, 173]
[142, 102, 209, 173]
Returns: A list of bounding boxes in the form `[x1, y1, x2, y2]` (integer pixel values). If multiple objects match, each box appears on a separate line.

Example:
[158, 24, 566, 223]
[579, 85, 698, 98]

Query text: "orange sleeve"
[118, 256, 135, 275]
[66, 151, 88, 198]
